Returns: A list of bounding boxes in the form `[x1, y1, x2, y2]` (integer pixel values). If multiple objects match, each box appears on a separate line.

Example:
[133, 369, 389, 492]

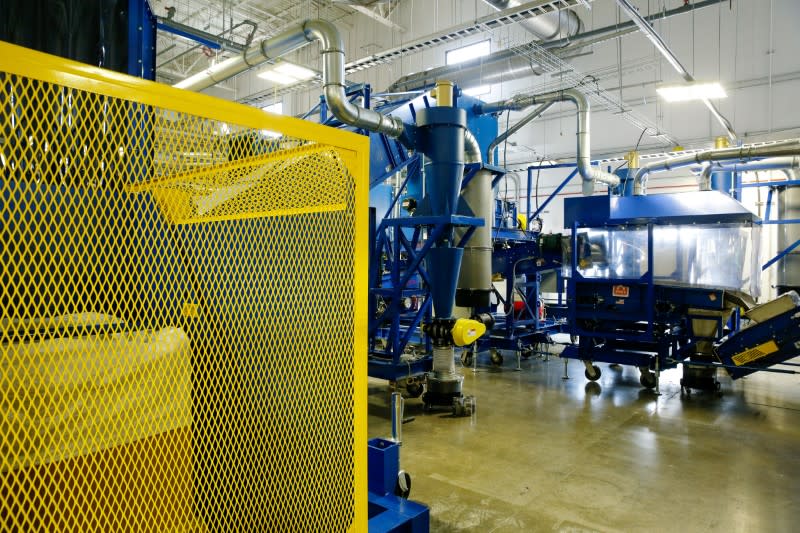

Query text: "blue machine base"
[368, 357, 431, 382]
[368, 492, 430, 532]
[368, 438, 430, 532]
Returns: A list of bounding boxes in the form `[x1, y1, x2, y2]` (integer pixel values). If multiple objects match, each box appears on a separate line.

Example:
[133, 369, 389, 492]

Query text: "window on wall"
[446, 39, 490, 66]
[262, 102, 283, 114]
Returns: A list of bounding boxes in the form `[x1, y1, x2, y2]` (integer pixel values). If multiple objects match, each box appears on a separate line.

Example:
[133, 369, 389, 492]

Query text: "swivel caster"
[584, 363, 601, 381]
[490, 349, 504, 367]
[461, 350, 474, 367]
[395, 470, 412, 499]
[640, 371, 657, 390]
[405, 382, 424, 398]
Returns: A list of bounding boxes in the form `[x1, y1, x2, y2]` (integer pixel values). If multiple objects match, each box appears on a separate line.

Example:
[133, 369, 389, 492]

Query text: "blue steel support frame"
[744, 182, 800, 271]
[369, 215, 483, 379]
[128, 0, 157, 80]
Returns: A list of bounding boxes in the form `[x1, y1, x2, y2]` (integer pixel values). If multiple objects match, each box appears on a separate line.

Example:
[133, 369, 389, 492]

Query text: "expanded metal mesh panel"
[0, 44, 367, 532]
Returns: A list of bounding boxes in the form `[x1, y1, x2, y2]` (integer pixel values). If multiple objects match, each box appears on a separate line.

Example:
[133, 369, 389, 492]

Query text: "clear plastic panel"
[576, 228, 649, 279]
[653, 224, 760, 297]
[575, 224, 761, 298]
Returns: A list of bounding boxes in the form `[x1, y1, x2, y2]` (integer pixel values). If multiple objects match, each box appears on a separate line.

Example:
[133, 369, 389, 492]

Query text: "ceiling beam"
[348, 5, 406, 32]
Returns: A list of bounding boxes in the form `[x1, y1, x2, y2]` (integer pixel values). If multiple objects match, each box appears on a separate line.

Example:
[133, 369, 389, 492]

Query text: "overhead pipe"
[698, 156, 800, 191]
[487, 102, 554, 164]
[478, 88, 620, 194]
[615, 0, 737, 143]
[388, 48, 541, 94]
[174, 23, 311, 90]
[388, 0, 725, 94]
[545, 0, 726, 51]
[175, 20, 406, 138]
[479, 0, 581, 42]
[304, 20, 405, 138]
[632, 140, 800, 195]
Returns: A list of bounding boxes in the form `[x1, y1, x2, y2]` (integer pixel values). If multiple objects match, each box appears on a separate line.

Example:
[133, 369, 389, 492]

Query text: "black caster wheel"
[584, 364, 601, 381]
[640, 372, 657, 389]
[395, 470, 412, 499]
[405, 383, 424, 398]
[461, 351, 474, 367]
[490, 350, 504, 366]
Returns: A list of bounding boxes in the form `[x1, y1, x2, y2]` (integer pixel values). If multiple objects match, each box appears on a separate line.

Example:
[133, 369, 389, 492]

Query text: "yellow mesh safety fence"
[0, 42, 368, 532]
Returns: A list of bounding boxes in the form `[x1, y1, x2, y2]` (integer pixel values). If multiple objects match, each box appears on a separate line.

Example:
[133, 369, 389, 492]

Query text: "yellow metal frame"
[0, 41, 369, 531]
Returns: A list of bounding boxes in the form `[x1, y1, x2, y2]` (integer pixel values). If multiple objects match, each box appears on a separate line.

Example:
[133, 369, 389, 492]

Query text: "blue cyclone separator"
[424, 247, 464, 319]
[414, 106, 468, 217]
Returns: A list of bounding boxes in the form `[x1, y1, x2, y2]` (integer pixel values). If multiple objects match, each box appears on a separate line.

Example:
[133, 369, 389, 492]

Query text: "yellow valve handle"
[451, 318, 487, 347]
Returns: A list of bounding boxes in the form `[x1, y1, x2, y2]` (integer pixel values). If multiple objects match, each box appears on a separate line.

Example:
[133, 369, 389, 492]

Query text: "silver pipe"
[633, 140, 800, 195]
[480, 0, 581, 42]
[388, 49, 540, 94]
[464, 129, 483, 164]
[480, 88, 619, 194]
[304, 20, 406, 138]
[391, 392, 404, 444]
[487, 102, 554, 164]
[615, 0, 737, 142]
[174, 23, 311, 90]
[699, 156, 800, 190]
[175, 20, 406, 139]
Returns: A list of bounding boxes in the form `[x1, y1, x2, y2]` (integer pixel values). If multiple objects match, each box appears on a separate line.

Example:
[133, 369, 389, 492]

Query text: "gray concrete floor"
[368, 351, 800, 532]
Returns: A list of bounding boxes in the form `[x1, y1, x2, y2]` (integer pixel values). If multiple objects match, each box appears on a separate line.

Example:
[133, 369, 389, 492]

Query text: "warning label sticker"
[731, 340, 780, 366]
[612, 285, 630, 298]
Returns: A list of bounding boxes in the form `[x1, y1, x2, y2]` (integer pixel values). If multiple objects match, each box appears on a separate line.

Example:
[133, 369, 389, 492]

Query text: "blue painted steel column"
[128, 0, 157, 80]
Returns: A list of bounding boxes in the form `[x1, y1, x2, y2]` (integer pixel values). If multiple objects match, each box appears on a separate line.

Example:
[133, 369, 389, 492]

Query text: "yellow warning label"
[731, 340, 780, 366]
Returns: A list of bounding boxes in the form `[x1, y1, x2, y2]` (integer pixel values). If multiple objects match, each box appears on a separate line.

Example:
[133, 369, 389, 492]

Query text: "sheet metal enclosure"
[0, 42, 369, 531]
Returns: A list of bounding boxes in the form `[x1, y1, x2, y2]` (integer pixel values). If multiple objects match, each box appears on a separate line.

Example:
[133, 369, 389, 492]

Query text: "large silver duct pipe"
[480, 0, 580, 42]
[615, 0, 737, 142]
[487, 101, 554, 164]
[777, 186, 800, 294]
[388, 49, 540, 94]
[633, 140, 800, 195]
[304, 20, 405, 138]
[175, 20, 405, 138]
[479, 88, 620, 195]
[464, 130, 482, 164]
[698, 156, 800, 191]
[455, 168, 494, 310]
[174, 23, 311, 90]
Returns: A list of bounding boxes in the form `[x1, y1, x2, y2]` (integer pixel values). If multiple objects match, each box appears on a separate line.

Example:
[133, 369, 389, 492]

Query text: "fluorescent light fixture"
[462, 85, 491, 97]
[656, 82, 727, 102]
[257, 61, 317, 85]
[258, 70, 297, 85]
[274, 63, 315, 81]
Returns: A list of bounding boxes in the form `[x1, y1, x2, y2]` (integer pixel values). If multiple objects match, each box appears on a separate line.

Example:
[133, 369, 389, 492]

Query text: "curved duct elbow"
[303, 20, 405, 138]
[464, 130, 483, 164]
[536, 89, 619, 194]
[480, 1, 581, 42]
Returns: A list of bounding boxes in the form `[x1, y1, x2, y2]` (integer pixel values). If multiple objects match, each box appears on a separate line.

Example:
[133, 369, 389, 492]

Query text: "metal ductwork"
[174, 23, 311, 90]
[480, 0, 580, 42]
[304, 20, 405, 138]
[633, 140, 800, 195]
[478, 88, 620, 195]
[699, 156, 800, 191]
[175, 19, 405, 139]
[487, 102, 553, 164]
[388, 48, 541, 94]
